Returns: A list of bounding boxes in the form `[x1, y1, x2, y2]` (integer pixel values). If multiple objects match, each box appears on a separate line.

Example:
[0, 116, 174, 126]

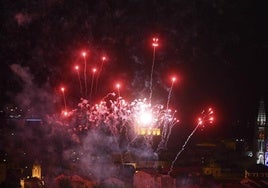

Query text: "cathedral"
[255, 99, 268, 166]
[20, 162, 44, 188]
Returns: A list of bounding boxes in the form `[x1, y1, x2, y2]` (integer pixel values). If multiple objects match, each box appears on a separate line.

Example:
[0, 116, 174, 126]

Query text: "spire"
[257, 99, 266, 126]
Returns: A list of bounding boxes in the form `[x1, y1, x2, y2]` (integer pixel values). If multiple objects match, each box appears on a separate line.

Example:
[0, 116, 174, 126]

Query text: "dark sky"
[1, 0, 267, 128]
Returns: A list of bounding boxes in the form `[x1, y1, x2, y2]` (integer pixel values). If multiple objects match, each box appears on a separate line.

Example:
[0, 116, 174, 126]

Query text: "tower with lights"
[255, 99, 268, 165]
[32, 162, 41, 179]
[20, 162, 43, 188]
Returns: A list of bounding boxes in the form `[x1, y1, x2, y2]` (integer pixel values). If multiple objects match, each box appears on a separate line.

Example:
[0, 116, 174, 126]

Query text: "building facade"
[255, 99, 268, 166]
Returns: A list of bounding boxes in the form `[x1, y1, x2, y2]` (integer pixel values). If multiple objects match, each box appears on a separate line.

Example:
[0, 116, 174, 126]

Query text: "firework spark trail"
[162, 111, 171, 141]
[156, 110, 178, 152]
[168, 108, 214, 175]
[161, 110, 172, 145]
[166, 77, 176, 110]
[168, 122, 201, 175]
[116, 83, 121, 98]
[90, 68, 96, 102]
[78, 72, 83, 97]
[82, 52, 87, 98]
[75, 65, 83, 96]
[149, 38, 159, 104]
[149, 48, 155, 103]
[157, 119, 169, 151]
[95, 57, 105, 94]
[61, 87, 67, 111]
[164, 112, 178, 148]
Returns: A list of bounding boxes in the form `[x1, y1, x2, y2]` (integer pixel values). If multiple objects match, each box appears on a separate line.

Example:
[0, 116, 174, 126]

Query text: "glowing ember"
[152, 37, 159, 47]
[168, 107, 215, 175]
[81, 51, 86, 57]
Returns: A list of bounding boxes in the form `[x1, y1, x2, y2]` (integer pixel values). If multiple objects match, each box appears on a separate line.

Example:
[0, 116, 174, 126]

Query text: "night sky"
[1, 0, 267, 133]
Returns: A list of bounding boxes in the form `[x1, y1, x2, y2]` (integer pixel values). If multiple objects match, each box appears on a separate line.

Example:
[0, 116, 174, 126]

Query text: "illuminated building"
[32, 162, 41, 179]
[20, 162, 44, 188]
[255, 99, 268, 165]
[136, 127, 161, 136]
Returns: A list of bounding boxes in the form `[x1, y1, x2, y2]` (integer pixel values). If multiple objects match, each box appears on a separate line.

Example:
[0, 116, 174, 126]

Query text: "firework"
[166, 76, 176, 110]
[50, 37, 214, 176]
[149, 37, 159, 104]
[60, 86, 69, 118]
[56, 93, 178, 155]
[95, 56, 107, 94]
[82, 51, 87, 98]
[115, 83, 121, 98]
[168, 107, 214, 175]
[61, 87, 67, 111]
[90, 68, 97, 102]
[74, 65, 83, 96]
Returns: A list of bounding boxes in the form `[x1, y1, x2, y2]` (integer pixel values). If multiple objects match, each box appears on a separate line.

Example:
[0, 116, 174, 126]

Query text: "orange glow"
[152, 37, 159, 47]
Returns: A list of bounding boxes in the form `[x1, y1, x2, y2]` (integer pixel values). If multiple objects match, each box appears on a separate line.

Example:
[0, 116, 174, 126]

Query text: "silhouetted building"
[133, 170, 176, 188]
[245, 164, 268, 178]
[0, 163, 6, 184]
[240, 164, 268, 187]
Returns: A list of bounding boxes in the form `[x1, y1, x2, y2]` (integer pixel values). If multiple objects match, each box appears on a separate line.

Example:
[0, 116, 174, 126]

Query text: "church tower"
[256, 99, 267, 165]
[20, 162, 43, 188]
[32, 162, 41, 179]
